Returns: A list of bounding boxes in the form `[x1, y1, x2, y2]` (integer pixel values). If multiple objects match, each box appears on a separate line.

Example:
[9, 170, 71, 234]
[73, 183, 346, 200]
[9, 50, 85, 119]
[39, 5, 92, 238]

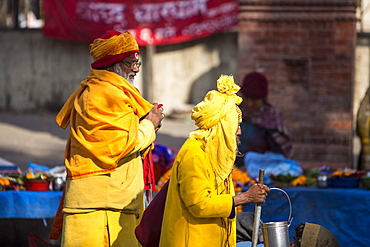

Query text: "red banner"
[42, 0, 239, 46]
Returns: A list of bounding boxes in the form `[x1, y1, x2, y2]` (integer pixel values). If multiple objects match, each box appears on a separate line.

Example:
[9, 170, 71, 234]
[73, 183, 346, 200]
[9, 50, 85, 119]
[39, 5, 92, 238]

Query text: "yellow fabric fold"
[189, 75, 242, 185]
[56, 69, 153, 179]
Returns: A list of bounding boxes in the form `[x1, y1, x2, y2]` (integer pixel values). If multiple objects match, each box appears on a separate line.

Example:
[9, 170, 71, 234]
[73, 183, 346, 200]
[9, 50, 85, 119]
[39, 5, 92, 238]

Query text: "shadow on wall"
[188, 66, 238, 104]
[187, 33, 238, 105]
[155, 31, 238, 106]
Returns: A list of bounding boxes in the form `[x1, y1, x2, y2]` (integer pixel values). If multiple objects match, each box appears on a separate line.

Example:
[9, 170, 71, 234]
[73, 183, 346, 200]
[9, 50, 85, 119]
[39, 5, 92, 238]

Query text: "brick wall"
[238, 0, 358, 168]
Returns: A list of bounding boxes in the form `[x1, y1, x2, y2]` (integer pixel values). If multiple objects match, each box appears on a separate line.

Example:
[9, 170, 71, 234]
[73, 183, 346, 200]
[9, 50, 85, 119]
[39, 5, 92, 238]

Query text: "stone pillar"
[238, 0, 358, 168]
[357, 86, 370, 171]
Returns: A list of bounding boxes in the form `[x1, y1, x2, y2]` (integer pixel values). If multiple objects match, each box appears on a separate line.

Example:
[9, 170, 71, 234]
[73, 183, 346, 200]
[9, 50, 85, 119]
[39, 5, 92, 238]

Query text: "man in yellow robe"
[159, 75, 270, 247]
[53, 30, 164, 247]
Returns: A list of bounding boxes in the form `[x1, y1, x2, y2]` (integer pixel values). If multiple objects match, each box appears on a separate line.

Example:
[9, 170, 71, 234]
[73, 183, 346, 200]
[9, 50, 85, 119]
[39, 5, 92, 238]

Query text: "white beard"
[111, 64, 135, 85]
[123, 72, 135, 85]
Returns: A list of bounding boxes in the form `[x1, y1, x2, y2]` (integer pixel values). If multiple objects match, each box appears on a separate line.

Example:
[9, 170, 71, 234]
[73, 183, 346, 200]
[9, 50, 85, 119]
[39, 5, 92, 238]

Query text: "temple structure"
[238, 0, 358, 168]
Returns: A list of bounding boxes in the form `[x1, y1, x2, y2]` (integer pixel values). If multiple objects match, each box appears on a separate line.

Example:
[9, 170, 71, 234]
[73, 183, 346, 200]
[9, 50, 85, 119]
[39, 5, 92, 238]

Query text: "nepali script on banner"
[42, 0, 239, 46]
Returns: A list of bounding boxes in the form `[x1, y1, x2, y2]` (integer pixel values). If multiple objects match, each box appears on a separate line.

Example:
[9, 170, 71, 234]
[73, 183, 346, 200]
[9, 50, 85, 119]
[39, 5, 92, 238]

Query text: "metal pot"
[262, 188, 293, 247]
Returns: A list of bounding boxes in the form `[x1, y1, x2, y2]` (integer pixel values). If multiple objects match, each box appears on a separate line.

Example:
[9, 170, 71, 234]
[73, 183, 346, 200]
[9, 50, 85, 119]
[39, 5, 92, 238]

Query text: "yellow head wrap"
[90, 30, 140, 69]
[189, 75, 242, 185]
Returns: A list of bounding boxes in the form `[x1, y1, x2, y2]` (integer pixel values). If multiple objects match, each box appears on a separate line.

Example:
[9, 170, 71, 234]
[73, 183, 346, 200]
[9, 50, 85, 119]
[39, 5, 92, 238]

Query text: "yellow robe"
[159, 138, 236, 247]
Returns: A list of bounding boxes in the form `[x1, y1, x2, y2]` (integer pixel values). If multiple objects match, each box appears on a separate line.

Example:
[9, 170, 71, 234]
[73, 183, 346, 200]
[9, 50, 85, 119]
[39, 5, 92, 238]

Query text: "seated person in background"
[236, 71, 292, 168]
[152, 142, 177, 184]
[291, 223, 340, 247]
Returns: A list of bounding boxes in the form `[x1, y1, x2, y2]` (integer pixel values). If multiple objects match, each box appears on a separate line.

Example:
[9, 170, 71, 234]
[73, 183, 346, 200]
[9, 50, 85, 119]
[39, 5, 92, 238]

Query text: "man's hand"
[145, 103, 165, 132]
[233, 184, 270, 206]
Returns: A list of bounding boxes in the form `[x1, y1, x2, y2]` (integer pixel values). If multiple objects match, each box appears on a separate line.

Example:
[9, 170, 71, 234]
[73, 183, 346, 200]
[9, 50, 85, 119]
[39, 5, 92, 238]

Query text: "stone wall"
[238, 0, 358, 167]
[0, 29, 238, 114]
[0, 30, 91, 112]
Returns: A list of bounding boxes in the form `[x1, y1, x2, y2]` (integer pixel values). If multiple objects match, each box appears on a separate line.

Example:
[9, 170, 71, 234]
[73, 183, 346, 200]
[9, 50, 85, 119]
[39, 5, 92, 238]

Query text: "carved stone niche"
[283, 58, 308, 90]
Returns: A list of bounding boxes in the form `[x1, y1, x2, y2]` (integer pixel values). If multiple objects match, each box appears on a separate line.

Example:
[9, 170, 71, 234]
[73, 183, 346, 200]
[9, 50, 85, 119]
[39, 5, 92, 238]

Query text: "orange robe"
[51, 69, 155, 246]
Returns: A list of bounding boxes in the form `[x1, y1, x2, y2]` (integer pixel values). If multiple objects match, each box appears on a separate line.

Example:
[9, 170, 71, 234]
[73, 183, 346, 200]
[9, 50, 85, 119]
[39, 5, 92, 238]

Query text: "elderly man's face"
[236, 125, 241, 144]
[119, 55, 141, 84]
[235, 124, 243, 157]
[110, 53, 141, 84]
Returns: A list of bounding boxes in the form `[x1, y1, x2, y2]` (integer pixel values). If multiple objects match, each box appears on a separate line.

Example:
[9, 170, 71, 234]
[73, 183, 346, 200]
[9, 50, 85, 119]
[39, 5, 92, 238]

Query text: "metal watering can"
[262, 188, 293, 247]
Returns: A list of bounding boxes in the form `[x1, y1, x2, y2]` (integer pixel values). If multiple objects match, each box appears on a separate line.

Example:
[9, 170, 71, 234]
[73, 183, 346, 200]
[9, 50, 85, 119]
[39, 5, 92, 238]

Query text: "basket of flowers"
[24, 169, 54, 191]
[270, 174, 299, 188]
[0, 175, 25, 191]
[270, 167, 336, 188]
[0, 164, 25, 191]
[328, 169, 365, 188]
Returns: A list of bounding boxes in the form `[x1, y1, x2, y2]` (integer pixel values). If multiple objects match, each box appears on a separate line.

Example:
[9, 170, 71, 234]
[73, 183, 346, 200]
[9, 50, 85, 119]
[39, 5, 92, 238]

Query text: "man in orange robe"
[51, 30, 164, 247]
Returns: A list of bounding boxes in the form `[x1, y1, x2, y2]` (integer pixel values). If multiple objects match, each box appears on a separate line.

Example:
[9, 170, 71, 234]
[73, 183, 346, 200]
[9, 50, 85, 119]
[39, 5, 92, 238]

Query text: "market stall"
[242, 187, 370, 247]
[0, 190, 62, 246]
[0, 190, 62, 219]
[0, 163, 64, 246]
